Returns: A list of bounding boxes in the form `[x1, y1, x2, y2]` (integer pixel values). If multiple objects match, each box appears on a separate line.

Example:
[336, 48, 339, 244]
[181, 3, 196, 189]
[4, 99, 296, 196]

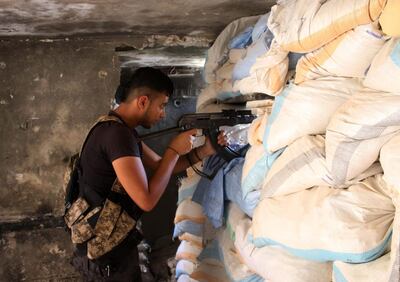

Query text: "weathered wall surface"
[0, 0, 272, 37]
[0, 36, 125, 221]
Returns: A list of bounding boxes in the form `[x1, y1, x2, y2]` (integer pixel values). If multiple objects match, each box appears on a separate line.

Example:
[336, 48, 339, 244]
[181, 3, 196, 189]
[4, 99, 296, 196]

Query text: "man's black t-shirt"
[81, 121, 140, 189]
[80, 112, 144, 219]
[76, 112, 144, 265]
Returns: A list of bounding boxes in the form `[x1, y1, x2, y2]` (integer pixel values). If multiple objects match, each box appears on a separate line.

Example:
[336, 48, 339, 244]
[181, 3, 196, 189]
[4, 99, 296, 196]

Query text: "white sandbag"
[295, 23, 387, 84]
[178, 165, 202, 205]
[382, 176, 400, 281]
[268, 0, 387, 53]
[263, 135, 329, 198]
[364, 38, 400, 93]
[253, 174, 395, 263]
[228, 26, 253, 50]
[247, 112, 268, 146]
[175, 198, 206, 225]
[204, 16, 260, 84]
[196, 83, 219, 111]
[225, 203, 248, 241]
[380, 134, 400, 192]
[326, 89, 400, 186]
[176, 240, 203, 263]
[196, 82, 241, 111]
[252, 13, 270, 42]
[245, 99, 274, 117]
[176, 260, 197, 278]
[179, 233, 204, 249]
[264, 77, 362, 154]
[228, 48, 246, 64]
[332, 252, 391, 282]
[379, 0, 400, 37]
[192, 240, 230, 281]
[263, 135, 383, 198]
[241, 143, 283, 198]
[216, 79, 239, 101]
[387, 185, 400, 282]
[217, 228, 262, 282]
[234, 218, 333, 282]
[233, 40, 289, 96]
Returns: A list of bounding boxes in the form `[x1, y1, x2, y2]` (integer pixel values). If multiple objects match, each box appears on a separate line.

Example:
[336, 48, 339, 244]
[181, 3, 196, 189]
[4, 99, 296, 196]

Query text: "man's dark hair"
[115, 67, 173, 103]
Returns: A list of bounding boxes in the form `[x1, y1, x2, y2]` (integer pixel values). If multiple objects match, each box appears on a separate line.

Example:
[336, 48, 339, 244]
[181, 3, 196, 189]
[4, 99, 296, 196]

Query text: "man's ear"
[137, 95, 150, 111]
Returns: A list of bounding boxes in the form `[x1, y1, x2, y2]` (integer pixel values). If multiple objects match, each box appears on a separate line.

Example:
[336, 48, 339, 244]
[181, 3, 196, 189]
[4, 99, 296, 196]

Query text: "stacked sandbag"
[268, 0, 387, 53]
[173, 164, 205, 239]
[173, 163, 205, 281]
[233, 39, 290, 95]
[332, 252, 391, 282]
[295, 23, 387, 84]
[215, 227, 263, 282]
[380, 134, 400, 193]
[363, 38, 400, 93]
[263, 77, 363, 154]
[232, 14, 274, 82]
[325, 88, 400, 186]
[197, 13, 301, 112]
[222, 158, 261, 218]
[189, 242, 230, 282]
[225, 203, 248, 242]
[188, 215, 263, 282]
[176, 240, 203, 264]
[242, 111, 284, 200]
[253, 174, 395, 263]
[198, 16, 260, 112]
[380, 136, 400, 281]
[262, 135, 383, 198]
[389, 192, 400, 282]
[234, 217, 333, 282]
[186, 1, 400, 280]
[204, 16, 259, 84]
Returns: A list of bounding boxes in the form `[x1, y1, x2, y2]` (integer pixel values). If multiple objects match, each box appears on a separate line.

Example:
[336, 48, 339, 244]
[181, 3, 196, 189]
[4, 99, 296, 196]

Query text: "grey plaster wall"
[0, 36, 124, 221]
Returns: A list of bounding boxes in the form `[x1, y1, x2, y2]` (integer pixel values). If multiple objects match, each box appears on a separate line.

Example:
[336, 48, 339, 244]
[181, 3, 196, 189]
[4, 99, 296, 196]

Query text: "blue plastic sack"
[228, 26, 254, 49]
[252, 13, 269, 42]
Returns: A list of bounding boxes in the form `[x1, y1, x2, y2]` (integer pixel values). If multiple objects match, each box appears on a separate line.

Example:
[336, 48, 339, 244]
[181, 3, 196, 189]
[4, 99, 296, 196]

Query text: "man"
[71, 67, 225, 281]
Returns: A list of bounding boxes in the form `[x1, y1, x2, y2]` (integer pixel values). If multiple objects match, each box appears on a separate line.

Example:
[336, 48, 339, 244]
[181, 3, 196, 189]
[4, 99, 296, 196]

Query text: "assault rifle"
[139, 110, 256, 161]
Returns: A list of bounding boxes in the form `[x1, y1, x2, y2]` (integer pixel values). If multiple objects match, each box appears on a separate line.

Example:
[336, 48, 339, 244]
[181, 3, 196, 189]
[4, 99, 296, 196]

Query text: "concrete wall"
[0, 35, 126, 280]
[0, 36, 124, 221]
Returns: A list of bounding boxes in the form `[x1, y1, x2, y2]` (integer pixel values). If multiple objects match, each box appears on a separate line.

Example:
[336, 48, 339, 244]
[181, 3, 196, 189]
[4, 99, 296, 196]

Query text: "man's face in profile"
[141, 92, 168, 129]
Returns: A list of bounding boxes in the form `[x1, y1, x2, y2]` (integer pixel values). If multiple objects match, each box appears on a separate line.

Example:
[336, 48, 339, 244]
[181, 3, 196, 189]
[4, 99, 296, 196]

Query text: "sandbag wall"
[173, 0, 400, 281]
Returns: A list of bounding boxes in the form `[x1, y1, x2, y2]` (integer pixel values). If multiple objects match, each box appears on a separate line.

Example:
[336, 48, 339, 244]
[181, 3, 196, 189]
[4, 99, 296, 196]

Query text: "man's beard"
[141, 123, 151, 129]
[141, 110, 153, 129]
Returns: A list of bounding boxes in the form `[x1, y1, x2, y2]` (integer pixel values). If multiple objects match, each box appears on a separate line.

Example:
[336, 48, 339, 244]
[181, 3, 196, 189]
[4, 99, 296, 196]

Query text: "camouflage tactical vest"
[63, 115, 136, 260]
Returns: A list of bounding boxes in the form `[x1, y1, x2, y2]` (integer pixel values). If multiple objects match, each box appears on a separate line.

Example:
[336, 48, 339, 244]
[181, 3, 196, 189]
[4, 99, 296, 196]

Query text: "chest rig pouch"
[63, 115, 137, 260]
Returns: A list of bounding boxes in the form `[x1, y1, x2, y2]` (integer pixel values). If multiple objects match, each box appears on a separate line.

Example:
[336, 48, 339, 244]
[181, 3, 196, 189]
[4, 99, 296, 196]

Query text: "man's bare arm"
[112, 129, 196, 211]
[112, 151, 178, 212]
[142, 133, 228, 173]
